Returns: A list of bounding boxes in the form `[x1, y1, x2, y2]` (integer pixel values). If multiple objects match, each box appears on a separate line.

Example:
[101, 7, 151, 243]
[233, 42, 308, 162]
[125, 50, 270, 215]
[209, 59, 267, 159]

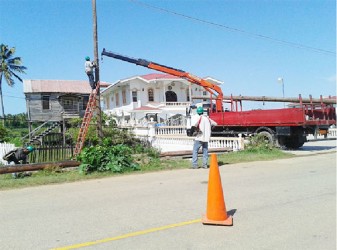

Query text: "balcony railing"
[161, 102, 191, 107]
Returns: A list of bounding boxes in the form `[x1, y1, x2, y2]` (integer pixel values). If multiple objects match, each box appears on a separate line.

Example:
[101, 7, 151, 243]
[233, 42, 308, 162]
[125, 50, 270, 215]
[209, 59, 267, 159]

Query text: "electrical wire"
[129, 0, 336, 56]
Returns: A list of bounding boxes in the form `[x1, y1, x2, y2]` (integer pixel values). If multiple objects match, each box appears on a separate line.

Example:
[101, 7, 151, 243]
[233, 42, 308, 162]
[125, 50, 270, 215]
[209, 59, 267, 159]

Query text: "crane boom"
[101, 49, 224, 112]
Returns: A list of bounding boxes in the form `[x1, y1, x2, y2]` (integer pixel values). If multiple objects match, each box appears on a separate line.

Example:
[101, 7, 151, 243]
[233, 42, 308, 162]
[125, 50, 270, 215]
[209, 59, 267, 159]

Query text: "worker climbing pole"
[74, 0, 103, 156]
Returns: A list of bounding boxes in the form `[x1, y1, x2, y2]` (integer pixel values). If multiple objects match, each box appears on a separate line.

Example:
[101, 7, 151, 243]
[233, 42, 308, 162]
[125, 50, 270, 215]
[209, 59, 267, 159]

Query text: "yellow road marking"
[52, 219, 201, 250]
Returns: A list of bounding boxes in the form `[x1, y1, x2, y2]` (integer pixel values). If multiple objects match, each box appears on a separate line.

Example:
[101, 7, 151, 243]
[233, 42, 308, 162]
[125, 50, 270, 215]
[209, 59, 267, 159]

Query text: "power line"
[130, 0, 336, 56]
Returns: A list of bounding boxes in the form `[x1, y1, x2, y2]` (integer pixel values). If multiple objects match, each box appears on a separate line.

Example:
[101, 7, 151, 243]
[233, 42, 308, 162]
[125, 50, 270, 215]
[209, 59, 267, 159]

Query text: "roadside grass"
[218, 148, 293, 165]
[0, 149, 293, 190]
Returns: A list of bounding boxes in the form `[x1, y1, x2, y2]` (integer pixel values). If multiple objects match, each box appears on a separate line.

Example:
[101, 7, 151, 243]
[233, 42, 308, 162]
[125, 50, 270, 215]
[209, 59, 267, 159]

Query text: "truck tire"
[258, 131, 274, 145]
[276, 136, 286, 149]
[283, 136, 305, 149]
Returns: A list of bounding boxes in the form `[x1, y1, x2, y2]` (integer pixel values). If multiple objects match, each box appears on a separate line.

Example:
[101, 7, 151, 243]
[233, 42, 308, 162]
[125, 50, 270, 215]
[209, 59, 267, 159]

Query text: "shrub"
[77, 143, 140, 174]
[67, 117, 161, 174]
[245, 134, 275, 152]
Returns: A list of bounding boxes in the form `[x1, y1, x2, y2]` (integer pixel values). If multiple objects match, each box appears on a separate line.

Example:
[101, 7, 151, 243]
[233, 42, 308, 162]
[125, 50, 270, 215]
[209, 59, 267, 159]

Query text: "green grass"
[0, 149, 294, 191]
[217, 148, 293, 165]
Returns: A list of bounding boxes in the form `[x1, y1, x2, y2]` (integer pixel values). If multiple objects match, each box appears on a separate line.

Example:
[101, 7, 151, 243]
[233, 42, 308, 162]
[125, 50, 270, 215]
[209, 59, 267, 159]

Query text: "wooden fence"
[0, 144, 74, 165]
[29, 145, 74, 163]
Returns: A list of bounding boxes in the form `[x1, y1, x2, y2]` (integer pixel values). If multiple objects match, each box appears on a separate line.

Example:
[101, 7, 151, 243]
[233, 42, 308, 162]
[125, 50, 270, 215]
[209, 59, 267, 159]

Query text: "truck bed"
[210, 107, 335, 127]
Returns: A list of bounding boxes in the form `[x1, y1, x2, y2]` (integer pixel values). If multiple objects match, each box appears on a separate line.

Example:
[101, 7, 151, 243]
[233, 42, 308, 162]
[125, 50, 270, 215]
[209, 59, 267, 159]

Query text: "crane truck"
[101, 49, 336, 149]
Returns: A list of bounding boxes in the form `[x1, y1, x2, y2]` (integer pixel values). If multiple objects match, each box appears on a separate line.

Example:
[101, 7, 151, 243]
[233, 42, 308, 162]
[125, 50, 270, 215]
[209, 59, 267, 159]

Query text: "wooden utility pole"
[0, 161, 81, 174]
[92, 0, 103, 140]
[192, 95, 336, 104]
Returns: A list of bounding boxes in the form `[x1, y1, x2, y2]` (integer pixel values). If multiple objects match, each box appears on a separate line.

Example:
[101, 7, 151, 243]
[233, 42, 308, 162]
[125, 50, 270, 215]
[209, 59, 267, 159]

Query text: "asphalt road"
[0, 140, 335, 250]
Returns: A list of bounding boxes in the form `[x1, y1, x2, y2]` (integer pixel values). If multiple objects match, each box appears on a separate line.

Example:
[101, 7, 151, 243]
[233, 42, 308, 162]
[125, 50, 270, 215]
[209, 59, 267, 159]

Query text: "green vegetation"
[0, 123, 27, 146]
[0, 149, 293, 191]
[4, 113, 28, 129]
[77, 143, 141, 174]
[0, 113, 47, 146]
[0, 44, 27, 125]
[0, 125, 294, 190]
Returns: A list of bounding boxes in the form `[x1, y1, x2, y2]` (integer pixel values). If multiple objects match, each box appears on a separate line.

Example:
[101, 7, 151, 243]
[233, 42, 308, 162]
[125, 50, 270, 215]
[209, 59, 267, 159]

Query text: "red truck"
[195, 96, 336, 148]
[101, 49, 336, 149]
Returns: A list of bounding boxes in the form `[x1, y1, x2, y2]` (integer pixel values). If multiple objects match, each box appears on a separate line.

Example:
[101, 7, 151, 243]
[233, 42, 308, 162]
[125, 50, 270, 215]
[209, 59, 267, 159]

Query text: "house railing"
[161, 102, 190, 107]
[155, 126, 186, 135]
[126, 124, 337, 153]
[21, 121, 50, 140]
[150, 135, 243, 152]
[128, 123, 244, 152]
[63, 108, 82, 115]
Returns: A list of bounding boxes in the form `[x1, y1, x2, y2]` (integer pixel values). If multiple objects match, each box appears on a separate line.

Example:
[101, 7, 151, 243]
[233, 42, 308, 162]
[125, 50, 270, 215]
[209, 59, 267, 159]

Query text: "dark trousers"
[87, 73, 96, 90]
[6, 155, 20, 165]
[7, 157, 22, 178]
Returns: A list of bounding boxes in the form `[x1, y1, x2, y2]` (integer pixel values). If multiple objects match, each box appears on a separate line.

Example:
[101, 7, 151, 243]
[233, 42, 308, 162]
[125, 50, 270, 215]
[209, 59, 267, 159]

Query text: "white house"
[101, 73, 223, 125]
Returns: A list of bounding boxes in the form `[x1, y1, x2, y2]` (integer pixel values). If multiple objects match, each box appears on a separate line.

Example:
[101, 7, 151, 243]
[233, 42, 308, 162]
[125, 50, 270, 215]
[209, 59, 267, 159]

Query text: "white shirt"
[85, 61, 94, 74]
[191, 114, 217, 142]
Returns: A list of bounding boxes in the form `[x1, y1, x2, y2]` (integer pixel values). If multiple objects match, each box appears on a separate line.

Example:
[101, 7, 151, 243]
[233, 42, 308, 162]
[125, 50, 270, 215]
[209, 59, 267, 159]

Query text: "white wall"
[101, 75, 220, 123]
[0, 143, 16, 165]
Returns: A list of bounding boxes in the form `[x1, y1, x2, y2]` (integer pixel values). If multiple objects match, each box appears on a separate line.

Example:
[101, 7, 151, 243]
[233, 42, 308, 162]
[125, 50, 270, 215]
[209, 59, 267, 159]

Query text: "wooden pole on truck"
[192, 95, 336, 104]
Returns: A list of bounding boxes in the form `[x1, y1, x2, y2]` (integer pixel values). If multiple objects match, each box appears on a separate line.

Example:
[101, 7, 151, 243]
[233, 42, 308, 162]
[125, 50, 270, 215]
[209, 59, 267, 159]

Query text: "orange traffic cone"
[202, 153, 233, 226]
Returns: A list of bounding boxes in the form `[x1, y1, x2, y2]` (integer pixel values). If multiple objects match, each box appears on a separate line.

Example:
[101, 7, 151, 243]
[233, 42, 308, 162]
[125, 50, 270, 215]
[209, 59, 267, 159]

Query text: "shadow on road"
[288, 146, 336, 151]
[227, 209, 237, 217]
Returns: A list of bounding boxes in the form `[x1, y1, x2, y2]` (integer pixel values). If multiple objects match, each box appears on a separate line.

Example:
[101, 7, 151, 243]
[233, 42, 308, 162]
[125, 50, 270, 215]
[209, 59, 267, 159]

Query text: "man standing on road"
[191, 106, 217, 169]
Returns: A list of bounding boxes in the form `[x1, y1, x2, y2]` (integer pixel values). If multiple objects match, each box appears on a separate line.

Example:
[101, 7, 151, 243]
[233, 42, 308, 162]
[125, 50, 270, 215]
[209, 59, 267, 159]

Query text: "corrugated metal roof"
[23, 79, 93, 94]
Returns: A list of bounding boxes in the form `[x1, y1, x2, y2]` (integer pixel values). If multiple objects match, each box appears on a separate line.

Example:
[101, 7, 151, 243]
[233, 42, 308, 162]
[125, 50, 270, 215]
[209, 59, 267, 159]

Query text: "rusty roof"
[132, 105, 162, 112]
[23, 80, 92, 94]
[23, 79, 111, 94]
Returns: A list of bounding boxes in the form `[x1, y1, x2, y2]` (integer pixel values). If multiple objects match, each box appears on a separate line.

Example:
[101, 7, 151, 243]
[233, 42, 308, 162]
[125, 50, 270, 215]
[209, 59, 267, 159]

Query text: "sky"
[1, 0, 336, 114]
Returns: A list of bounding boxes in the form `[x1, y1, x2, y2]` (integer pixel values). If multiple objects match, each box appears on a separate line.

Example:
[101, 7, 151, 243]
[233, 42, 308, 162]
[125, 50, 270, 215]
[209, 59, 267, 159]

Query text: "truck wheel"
[258, 131, 274, 145]
[276, 136, 286, 149]
[284, 137, 305, 149]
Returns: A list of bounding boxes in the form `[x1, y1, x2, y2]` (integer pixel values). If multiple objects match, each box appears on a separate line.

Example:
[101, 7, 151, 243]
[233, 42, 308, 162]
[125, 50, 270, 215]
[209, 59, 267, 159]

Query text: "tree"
[0, 44, 27, 125]
[0, 123, 8, 142]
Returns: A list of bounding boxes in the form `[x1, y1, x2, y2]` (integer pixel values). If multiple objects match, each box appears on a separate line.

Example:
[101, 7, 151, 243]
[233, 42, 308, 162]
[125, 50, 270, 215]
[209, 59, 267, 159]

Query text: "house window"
[62, 98, 77, 111]
[132, 90, 138, 102]
[165, 91, 177, 102]
[42, 95, 50, 110]
[122, 90, 127, 105]
[186, 89, 190, 102]
[115, 93, 119, 106]
[203, 91, 207, 96]
[82, 96, 89, 110]
[148, 88, 154, 102]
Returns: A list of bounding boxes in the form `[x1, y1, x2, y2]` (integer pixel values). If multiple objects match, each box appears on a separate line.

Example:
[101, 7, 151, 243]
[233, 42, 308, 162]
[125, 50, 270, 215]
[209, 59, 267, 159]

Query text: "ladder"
[74, 82, 100, 156]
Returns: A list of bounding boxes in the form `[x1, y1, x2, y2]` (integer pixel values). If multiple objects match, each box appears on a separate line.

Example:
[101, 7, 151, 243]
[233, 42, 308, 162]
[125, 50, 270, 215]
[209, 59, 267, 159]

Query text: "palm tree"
[0, 44, 27, 125]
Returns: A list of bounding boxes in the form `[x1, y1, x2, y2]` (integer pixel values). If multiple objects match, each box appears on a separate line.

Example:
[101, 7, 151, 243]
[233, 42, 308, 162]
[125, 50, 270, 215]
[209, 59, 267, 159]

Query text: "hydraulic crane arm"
[101, 49, 224, 112]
